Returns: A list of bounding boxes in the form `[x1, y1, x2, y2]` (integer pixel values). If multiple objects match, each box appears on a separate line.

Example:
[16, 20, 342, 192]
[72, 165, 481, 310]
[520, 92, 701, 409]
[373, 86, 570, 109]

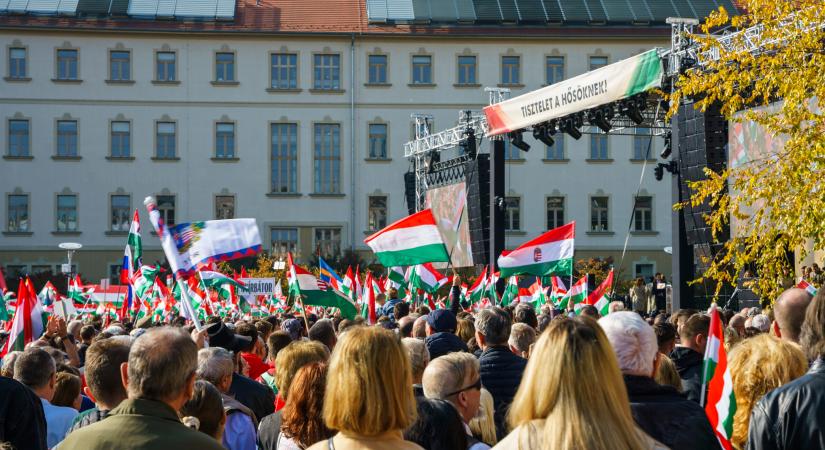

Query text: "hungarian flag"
[498, 222, 575, 278]
[529, 277, 548, 309]
[386, 266, 408, 292]
[549, 275, 568, 307]
[1, 279, 47, 357]
[121, 210, 143, 316]
[38, 282, 61, 307]
[564, 276, 588, 311]
[364, 209, 450, 267]
[132, 265, 160, 304]
[583, 269, 614, 316]
[360, 271, 378, 324]
[468, 267, 488, 304]
[796, 280, 817, 296]
[500, 276, 520, 306]
[485, 271, 500, 304]
[200, 270, 247, 292]
[0, 290, 12, 321]
[67, 275, 88, 304]
[408, 263, 447, 294]
[342, 266, 358, 303]
[287, 253, 357, 319]
[702, 305, 736, 450]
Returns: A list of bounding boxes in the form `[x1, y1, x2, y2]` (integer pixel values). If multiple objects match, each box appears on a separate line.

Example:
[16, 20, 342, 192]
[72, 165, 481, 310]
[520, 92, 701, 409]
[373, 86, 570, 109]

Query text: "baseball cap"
[426, 309, 457, 333]
[206, 321, 252, 353]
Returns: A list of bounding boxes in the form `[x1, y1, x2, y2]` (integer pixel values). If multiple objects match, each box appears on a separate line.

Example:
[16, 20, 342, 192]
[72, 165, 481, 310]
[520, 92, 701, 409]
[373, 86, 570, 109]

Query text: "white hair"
[751, 314, 771, 332]
[598, 311, 658, 376]
[608, 301, 625, 314]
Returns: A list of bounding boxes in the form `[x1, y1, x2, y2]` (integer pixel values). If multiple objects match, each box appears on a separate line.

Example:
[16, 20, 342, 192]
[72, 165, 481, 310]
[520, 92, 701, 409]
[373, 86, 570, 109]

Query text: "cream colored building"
[0, 0, 729, 282]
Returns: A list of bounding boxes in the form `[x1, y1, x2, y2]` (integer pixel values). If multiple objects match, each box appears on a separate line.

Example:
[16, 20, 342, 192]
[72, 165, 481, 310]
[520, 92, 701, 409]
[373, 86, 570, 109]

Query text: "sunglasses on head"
[445, 377, 482, 398]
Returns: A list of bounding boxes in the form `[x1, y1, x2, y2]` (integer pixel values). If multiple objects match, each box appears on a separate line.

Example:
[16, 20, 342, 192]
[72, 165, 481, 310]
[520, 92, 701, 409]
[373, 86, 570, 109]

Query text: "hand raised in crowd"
[453, 273, 461, 287]
[191, 327, 209, 348]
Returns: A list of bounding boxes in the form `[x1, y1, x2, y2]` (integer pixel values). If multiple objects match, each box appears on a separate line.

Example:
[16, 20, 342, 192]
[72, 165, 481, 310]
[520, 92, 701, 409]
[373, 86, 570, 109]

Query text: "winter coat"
[425, 331, 468, 360]
[59, 398, 224, 450]
[0, 377, 47, 450]
[231, 372, 275, 422]
[630, 285, 651, 313]
[66, 407, 110, 436]
[670, 347, 704, 403]
[478, 346, 528, 439]
[624, 374, 718, 450]
[746, 358, 825, 450]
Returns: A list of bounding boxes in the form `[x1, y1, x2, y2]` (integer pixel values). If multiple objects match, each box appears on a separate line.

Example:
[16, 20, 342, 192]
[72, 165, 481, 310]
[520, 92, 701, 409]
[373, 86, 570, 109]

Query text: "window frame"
[589, 55, 609, 71]
[155, 194, 177, 226]
[367, 54, 388, 85]
[504, 196, 522, 231]
[367, 195, 388, 231]
[56, 119, 79, 157]
[7, 193, 30, 233]
[314, 227, 342, 259]
[590, 196, 610, 232]
[214, 51, 236, 83]
[367, 122, 388, 160]
[55, 193, 79, 233]
[546, 196, 565, 230]
[545, 55, 565, 85]
[312, 53, 341, 91]
[270, 122, 299, 194]
[633, 196, 654, 232]
[8, 118, 30, 157]
[633, 127, 652, 160]
[109, 119, 132, 158]
[456, 54, 477, 86]
[108, 49, 132, 82]
[8, 46, 28, 79]
[55, 47, 79, 81]
[500, 55, 521, 86]
[589, 134, 609, 160]
[214, 121, 236, 159]
[411, 54, 433, 85]
[154, 120, 178, 159]
[313, 123, 342, 194]
[154, 50, 177, 82]
[270, 52, 299, 90]
[270, 227, 299, 256]
[109, 193, 131, 232]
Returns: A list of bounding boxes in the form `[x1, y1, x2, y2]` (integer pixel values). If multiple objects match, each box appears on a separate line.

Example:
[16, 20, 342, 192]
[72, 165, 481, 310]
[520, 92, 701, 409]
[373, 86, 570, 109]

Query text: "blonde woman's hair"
[653, 353, 682, 392]
[274, 341, 329, 401]
[728, 334, 807, 450]
[469, 387, 497, 446]
[507, 316, 647, 450]
[323, 326, 417, 436]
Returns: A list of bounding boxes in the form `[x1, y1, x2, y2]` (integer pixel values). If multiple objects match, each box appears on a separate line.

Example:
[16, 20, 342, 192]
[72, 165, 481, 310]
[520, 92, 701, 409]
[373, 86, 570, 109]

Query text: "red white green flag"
[288, 253, 358, 319]
[364, 209, 450, 267]
[702, 305, 736, 450]
[468, 267, 488, 304]
[1, 279, 47, 356]
[583, 269, 614, 316]
[498, 222, 575, 278]
[529, 277, 548, 309]
[360, 271, 379, 324]
[796, 280, 817, 296]
[500, 276, 520, 306]
[566, 276, 588, 312]
[409, 263, 447, 294]
[549, 276, 568, 308]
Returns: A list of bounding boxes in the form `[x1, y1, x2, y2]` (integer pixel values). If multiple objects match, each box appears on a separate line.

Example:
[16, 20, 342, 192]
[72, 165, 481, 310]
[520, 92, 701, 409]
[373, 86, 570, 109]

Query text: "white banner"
[239, 278, 278, 296]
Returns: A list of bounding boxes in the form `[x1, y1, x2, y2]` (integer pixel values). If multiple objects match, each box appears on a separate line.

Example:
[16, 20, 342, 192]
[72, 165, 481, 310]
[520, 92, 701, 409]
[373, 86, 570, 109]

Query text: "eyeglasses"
[444, 377, 482, 398]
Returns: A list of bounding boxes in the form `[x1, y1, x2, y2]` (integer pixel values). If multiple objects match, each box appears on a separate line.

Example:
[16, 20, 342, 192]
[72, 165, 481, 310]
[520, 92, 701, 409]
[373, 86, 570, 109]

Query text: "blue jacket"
[381, 298, 403, 319]
[425, 332, 468, 360]
[478, 346, 527, 439]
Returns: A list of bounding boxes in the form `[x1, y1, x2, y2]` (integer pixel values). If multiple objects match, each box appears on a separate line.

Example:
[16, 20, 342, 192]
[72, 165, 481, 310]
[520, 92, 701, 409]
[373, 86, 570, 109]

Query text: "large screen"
[425, 182, 474, 268]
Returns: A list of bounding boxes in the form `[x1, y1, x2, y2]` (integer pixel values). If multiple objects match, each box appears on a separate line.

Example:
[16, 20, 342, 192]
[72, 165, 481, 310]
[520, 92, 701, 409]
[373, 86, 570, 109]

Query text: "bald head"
[774, 288, 812, 343]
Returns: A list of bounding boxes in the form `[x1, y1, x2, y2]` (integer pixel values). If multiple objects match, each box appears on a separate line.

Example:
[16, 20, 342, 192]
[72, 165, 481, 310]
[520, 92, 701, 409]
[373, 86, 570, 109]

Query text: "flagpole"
[297, 295, 310, 334]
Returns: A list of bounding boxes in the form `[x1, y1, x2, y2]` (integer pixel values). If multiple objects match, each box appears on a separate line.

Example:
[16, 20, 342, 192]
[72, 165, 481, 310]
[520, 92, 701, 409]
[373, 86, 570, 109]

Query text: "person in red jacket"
[235, 322, 269, 381]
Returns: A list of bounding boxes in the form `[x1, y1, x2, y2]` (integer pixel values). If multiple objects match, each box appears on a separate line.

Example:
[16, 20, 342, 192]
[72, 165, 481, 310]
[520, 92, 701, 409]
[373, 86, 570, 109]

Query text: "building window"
[546, 136, 564, 160]
[546, 197, 565, 230]
[215, 122, 235, 158]
[501, 56, 520, 85]
[590, 134, 608, 160]
[108, 264, 123, 285]
[271, 123, 298, 193]
[590, 197, 609, 232]
[8, 119, 30, 157]
[411, 55, 432, 84]
[313, 54, 340, 90]
[368, 196, 387, 231]
[56, 120, 78, 157]
[56, 194, 78, 232]
[368, 55, 387, 84]
[155, 122, 176, 159]
[31, 265, 52, 275]
[546, 56, 564, 85]
[315, 228, 341, 259]
[633, 127, 650, 160]
[271, 53, 297, 89]
[110, 194, 130, 232]
[633, 196, 653, 231]
[504, 197, 521, 231]
[156, 195, 175, 225]
[271, 227, 298, 256]
[109, 50, 130, 81]
[589, 56, 608, 71]
[503, 139, 521, 160]
[457, 55, 477, 85]
[634, 263, 655, 280]
[110, 121, 131, 158]
[9, 47, 26, 79]
[6, 265, 28, 277]
[368, 123, 387, 159]
[215, 195, 235, 219]
[215, 52, 235, 82]
[314, 124, 341, 194]
[156, 51, 176, 82]
[7, 194, 29, 232]
[56, 49, 78, 80]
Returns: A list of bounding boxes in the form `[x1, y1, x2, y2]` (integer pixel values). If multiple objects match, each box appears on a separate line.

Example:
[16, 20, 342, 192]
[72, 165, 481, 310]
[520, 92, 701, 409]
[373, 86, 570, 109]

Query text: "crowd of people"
[1, 275, 824, 450]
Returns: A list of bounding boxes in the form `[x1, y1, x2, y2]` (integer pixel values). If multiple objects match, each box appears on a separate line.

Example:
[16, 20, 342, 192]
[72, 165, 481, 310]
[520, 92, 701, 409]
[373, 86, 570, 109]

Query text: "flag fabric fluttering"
[361, 271, 378, 324]
[702, 304, 736, 450]
[583, 269, 614, 316]
[500, 276, 520, 306]
[497, 222, 575, 278]
[529, 277, 548, 310]
[319, 257, 351, 298]
[287, 253, 357, 319]
[364, 209, 450, 267]
[1, 279, 47, 357]
[796, 280, 818, 296]
[564, 276, 588, 312]
[408, 263, 448, 294]
[468, 267, 488, 304]
[120, 209, 143, 317]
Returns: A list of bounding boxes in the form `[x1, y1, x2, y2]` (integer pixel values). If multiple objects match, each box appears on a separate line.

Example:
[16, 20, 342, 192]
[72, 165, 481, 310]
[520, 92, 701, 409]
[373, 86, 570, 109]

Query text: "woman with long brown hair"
[278, 362, 334, 449]
[496, 316, 665, 450]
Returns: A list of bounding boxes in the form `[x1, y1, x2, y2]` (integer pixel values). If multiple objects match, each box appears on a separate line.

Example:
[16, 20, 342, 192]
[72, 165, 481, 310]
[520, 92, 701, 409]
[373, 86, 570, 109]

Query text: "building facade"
[0, 0, 728, 282]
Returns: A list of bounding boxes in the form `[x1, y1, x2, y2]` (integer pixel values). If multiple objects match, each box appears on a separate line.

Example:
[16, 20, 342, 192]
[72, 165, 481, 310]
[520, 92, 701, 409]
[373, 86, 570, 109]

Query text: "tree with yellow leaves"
[668, 1, 825, 301]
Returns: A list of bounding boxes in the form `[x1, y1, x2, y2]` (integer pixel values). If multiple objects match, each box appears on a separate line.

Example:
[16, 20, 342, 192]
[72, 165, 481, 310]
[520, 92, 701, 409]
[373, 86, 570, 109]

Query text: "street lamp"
[58, 242, 82, 288]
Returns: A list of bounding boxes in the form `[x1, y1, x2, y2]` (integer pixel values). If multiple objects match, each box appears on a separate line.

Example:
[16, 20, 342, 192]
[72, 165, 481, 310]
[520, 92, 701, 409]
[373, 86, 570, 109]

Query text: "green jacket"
[59, 398, 224, 450]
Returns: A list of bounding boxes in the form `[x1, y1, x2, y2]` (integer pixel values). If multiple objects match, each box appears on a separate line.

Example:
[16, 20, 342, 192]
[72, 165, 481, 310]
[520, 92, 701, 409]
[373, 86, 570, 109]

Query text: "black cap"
[206, 321, 252, 353]
[426, 309, 457, 333]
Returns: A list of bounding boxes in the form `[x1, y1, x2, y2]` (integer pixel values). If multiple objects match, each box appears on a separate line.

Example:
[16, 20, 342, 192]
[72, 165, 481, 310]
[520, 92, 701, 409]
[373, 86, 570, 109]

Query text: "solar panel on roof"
[583, 0, 606, 21]
[366, 0, 389, 21]
[627, 0, 653, 22]
[411, 0, 430, 19]
[541, 0, 564, 21]
[57, 0, 79, 14]
[175, 0, 214, 17]
[214, 0, 234, 20]
[7, 0, 28, 12]
[670, 0, 696, 18]
[26, 0, 60, 14]
[643, 0, 678, 21]
[128, 0, 158, 17]
[454, 0, 476, 21]
[473, 0, 501, 22]
[0, 0, 9, 11]
[76, 0, 112, 15]
[429, 0, 457, 21]
[716, 0, 737, 14]
[499, 0, 518, 21]
[109, 0, 128, 14]
[515, 0, 547, 22]
[156, 0, 175, 17]
[687, 0, 717, 20]
[386, 0, 414, 20]
[561, 0, 589, 21]
[600, 0, 636, 22]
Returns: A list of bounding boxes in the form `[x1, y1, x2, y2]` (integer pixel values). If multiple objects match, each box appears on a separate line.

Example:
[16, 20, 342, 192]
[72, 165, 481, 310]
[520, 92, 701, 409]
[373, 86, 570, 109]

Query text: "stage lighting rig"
[654, 160, 678, 181]
[587, 105, 614, 133]
[532, 122, 556, 147]
[660, 131, 672, 159]
[509, 129, 531, 152]
[561, 114, 583, 140]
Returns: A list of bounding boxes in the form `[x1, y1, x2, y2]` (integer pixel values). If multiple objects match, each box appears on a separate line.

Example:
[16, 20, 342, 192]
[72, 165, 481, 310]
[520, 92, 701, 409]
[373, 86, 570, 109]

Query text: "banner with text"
[483, 49, 663, 135]
[238, 278, 278, 296]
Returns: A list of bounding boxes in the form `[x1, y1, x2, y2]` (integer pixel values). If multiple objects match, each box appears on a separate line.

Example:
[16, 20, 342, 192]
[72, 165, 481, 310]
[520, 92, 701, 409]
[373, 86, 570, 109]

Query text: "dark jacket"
[382, 298, 403, 319]
[670, 346, 704, 403]
[0, 377, 47, 450]
[478, 346, 527, 439]
[66, 407, 110, 435]
[425, 331, 468, 360]
[59, 398, 224, 450]
[624, 374, 718, 450]
[256, 411, 281, 450]
[230, 372, 275, 422]
[746, 358, 825, 450]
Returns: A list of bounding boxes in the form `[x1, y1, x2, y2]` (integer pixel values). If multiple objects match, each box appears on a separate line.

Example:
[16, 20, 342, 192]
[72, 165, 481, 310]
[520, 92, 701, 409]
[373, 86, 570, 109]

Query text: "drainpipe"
[350, 33, 356, 253]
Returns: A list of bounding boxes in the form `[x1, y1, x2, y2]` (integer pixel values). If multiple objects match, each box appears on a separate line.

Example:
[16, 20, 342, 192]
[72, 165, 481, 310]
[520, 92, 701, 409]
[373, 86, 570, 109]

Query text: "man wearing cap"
[206, 320, 275, 421]
[424, 308, 468, 360]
